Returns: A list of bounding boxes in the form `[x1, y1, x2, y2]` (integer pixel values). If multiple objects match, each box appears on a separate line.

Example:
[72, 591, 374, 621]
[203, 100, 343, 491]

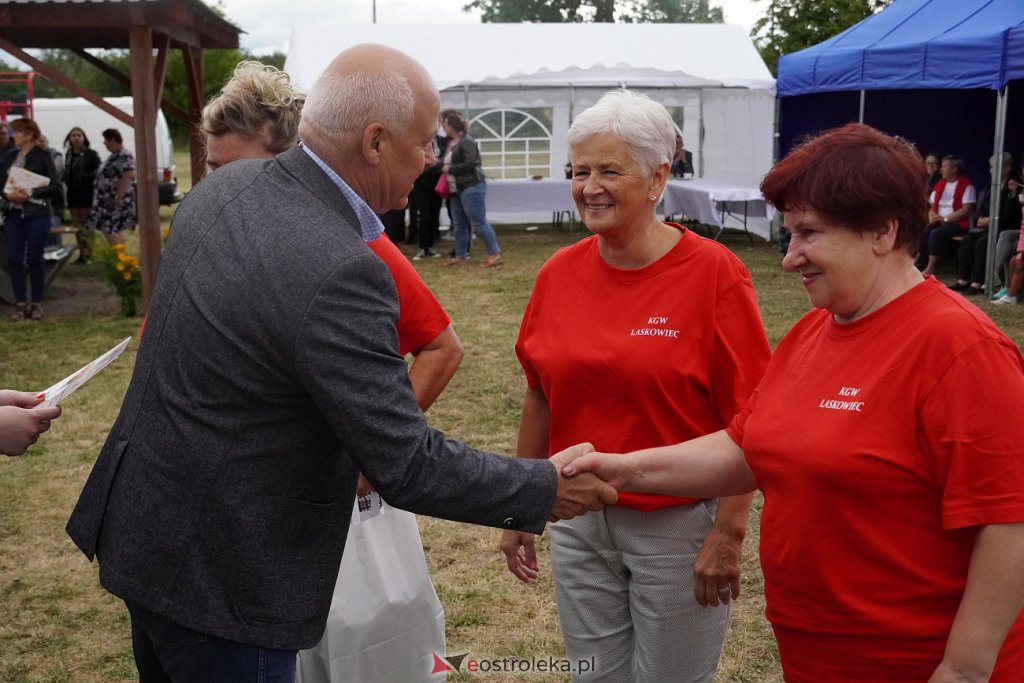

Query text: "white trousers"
[550, 501, 729, 683]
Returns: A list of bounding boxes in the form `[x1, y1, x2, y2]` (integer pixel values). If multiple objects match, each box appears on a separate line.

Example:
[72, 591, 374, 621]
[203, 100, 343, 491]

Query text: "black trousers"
[409, 184, 442, 251]
[380, 208, 406, 244]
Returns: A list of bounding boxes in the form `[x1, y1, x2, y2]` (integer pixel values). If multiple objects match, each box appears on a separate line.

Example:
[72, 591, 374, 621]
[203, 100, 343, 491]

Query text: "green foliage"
[752, 0, 891, 75]
[101, 244, 142, 317]
[465, 0, 723, 23]
[27, 49, 287, 138]
[619, 0, 724, 23]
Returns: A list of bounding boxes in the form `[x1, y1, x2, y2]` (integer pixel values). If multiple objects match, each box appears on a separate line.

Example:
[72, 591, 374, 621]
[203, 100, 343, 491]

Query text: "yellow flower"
[123, 272, 132, 281]
[116, 262, 125, 271]
[113, 244, 126, 252]
[117, 252, 128, 262]
[162, 227, 170, 238]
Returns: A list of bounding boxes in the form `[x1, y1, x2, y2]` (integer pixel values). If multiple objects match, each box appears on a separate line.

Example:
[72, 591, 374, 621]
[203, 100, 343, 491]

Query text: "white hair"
[567, 89, 676, 174]
[300, 68, 414, 140]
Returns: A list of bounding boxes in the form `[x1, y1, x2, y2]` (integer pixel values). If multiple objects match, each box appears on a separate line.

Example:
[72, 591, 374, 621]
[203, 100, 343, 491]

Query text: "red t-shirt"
[516, 225, 771, 511]
[367, 235, 451, 356]
[728, 277, 1024, 681]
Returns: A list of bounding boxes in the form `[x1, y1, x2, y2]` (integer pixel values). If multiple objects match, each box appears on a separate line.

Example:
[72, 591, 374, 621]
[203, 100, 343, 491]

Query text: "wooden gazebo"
[0, 0, 241, 301]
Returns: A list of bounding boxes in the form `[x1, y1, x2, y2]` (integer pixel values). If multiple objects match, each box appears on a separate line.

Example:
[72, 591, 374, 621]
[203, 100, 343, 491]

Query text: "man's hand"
[977, 217, 990, 228]
[0, 404, 62, 456]
[548, 443, 617, 521]
[500, 530, 539, 583]
[693, 527, 743, 607]
[356, 473, 373, 497]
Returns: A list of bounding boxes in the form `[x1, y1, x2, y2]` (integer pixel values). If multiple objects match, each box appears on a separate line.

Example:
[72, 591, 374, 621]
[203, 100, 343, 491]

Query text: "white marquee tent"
[284, 23, 776, 188]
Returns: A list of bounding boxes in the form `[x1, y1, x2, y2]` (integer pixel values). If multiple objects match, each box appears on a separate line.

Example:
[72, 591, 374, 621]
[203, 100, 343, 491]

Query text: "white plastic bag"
[296, 497, 446, 682]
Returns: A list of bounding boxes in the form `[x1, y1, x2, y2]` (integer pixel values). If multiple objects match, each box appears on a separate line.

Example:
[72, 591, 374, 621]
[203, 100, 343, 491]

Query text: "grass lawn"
[1, 209, 1023, 681]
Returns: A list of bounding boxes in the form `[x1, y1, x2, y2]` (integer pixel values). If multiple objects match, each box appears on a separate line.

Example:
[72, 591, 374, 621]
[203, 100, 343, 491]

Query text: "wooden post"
[183, 45, 206, 189]
[153, 33, 170, 106]
[129, 23, 161, 304]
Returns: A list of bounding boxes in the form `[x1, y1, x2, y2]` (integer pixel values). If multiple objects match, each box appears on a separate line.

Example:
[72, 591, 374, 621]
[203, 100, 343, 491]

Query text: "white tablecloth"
[480, 177, 775, 240]
[661, 179, 775, 240]
[484, 178, 576, 214]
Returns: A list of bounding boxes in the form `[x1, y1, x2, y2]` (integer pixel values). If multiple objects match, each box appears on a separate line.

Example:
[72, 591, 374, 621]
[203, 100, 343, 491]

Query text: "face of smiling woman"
[570, 132, 667, 241]
[781, 208, 895, 322]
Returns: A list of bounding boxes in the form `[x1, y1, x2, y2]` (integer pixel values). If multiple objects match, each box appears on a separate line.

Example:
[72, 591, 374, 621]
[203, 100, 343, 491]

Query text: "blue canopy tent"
[777, 0, 1024, 293]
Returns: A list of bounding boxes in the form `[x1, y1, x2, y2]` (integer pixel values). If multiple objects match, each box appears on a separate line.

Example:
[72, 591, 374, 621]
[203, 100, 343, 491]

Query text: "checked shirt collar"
[302, 144, 384, 243]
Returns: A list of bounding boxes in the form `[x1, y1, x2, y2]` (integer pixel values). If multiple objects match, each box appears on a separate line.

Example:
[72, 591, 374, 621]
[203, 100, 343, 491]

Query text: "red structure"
[0, 70, 33, 119]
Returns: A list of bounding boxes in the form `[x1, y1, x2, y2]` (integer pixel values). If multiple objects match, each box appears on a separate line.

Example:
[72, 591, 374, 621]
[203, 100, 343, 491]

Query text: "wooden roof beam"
[0, 37, 132, 126]
[70, 48, 189, 124]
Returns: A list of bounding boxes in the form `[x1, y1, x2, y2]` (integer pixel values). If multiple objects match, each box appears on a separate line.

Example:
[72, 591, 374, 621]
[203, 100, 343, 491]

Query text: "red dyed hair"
[761, 123, 929, 254]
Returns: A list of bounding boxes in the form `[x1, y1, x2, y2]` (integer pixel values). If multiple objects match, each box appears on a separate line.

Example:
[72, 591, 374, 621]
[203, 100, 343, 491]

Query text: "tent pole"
[463, 84, 469, 122]
[858, 90, 865, 123]
[569, 85, 575, 125]
[698, 89, 704, 178]
[985, 85, 1009, 297]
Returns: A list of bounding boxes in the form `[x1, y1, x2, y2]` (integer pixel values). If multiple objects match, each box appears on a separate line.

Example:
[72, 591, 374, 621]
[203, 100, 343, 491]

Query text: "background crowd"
[1, 118, 138, 321]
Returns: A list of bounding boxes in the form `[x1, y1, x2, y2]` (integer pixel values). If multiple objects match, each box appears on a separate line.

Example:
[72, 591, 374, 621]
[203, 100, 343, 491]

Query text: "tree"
[27, 49, 287, 139]
[752, 0, 891, 75]
[464, 0, 724, 23]
[620, 0, 724, 23]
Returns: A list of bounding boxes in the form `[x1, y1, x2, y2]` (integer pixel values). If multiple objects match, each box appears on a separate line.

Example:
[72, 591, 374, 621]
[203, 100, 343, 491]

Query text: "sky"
[217, 0, 764, 56]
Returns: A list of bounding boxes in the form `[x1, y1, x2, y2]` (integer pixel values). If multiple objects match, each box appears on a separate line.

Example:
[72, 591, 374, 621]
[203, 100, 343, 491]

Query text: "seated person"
[993, 228, 1024, 305]
[925, 152, 942, 191]
[949, 152, 1022, 295]
[671, 133, 694, 178]
[919, 154, 975, 276]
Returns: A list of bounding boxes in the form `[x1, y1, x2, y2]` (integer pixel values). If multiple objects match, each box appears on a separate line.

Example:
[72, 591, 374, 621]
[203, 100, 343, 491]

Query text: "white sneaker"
[413, 249, 428, 261]
[993, 294, 1019, 305]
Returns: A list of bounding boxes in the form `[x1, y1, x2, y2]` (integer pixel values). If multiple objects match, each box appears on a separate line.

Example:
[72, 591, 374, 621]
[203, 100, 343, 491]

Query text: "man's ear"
[361, 123, 387, 165]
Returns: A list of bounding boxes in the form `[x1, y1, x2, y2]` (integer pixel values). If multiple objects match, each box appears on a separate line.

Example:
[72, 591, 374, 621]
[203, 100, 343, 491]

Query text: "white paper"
[37, 337, 132, 408]
[4, 166, 50, 195]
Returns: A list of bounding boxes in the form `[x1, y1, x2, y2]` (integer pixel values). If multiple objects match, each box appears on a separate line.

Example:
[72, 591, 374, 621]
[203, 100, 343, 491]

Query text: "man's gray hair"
[567, 90, 676, 174]
[300, 68, 414, 139]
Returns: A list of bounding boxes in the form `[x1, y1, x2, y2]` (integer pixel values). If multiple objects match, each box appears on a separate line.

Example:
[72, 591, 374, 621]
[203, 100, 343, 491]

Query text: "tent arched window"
[469, 108, 552, 179]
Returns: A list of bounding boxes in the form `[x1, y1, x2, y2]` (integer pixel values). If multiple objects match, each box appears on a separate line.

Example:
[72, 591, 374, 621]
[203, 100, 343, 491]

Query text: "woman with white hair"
[499, 90, 771, 681]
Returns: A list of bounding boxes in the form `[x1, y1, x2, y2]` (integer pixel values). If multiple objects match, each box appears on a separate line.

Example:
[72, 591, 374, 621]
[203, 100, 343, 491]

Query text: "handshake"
[546, 442, 619, 522]
[502, 442, 620, 583]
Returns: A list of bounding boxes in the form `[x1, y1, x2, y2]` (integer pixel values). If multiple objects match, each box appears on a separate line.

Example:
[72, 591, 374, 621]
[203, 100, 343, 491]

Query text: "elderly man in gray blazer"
[66, 44, 616, 682]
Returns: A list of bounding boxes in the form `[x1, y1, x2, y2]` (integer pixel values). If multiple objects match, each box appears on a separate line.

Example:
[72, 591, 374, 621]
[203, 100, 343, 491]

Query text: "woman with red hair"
[564, 123, 1024, 682]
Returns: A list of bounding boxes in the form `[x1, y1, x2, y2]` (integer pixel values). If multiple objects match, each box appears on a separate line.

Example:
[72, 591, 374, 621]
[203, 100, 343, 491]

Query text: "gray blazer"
[66, 147, 557, 650]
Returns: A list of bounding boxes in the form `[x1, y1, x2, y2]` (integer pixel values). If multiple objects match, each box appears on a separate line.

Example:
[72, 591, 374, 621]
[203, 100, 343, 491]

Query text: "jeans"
[996, 230, 1021, 286]
[451, 181, 500, 258]
[3, 210, 50, 304]
[127, 602, 297, 683]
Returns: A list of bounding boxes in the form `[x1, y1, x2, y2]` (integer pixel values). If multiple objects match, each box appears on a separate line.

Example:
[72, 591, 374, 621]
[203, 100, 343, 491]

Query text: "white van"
[31, 96, 179, 204]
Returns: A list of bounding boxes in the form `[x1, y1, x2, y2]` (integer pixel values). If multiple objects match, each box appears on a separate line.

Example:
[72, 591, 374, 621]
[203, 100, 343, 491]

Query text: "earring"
[649, 195, 658, 201]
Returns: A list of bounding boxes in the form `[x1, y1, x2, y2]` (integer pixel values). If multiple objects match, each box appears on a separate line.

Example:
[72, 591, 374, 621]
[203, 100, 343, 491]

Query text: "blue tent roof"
[778, 0, 1024, 97]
